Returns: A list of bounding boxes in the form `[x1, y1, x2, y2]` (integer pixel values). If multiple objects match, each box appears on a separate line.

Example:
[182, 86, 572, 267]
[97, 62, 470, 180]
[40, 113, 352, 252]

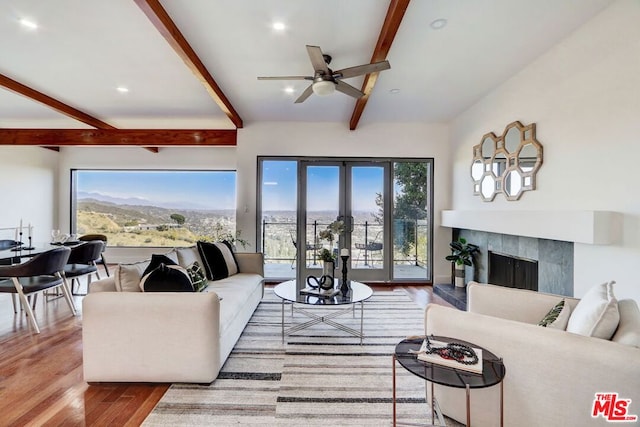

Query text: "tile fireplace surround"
[455, 228, 574, 296]
[441, 209, 622, 300]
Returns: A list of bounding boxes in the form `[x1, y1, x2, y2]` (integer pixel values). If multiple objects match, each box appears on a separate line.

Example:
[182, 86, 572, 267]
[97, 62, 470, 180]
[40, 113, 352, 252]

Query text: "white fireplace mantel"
[441, 210, 622, 245]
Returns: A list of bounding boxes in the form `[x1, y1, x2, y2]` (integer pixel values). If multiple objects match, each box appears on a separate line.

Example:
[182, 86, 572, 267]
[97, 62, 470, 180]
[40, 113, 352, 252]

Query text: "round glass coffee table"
[393, 336, 506, 427]
[273, 279, 373, 344]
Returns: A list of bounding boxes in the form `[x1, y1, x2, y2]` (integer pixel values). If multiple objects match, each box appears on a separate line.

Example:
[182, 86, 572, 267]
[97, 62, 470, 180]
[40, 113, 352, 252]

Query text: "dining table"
[0, 241, 81, 265]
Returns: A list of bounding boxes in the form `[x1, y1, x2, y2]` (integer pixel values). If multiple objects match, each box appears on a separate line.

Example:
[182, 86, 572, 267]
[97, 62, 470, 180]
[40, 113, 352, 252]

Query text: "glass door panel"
[259, 160, 297, 279]
[392, 161, 431, 280]
[348, 165, 389, 281]
[300, 164, 340, 278]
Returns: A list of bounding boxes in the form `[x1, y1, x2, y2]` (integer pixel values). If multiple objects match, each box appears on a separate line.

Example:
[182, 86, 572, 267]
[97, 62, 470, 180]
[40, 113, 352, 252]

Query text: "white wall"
[450, 0, 640, 300]
[236, 121, 452, 283]
[0, 146, 58, 244]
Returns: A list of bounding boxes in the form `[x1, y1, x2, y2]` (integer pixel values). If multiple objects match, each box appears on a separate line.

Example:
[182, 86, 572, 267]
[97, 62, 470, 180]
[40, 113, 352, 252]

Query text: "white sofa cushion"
[566, 281, 619, 339]
[209, 273, 263, 335]
[611, 299, 640, 348]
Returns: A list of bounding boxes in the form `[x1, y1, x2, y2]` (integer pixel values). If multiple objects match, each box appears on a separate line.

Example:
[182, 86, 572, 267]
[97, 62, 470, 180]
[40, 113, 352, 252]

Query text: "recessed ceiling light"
[430, 18, 447, 30]
[390, 88, 400, 94]
[116, 87, 129, 93]
[284, 87, 295, 94]
[19, 18, 38, 30]
[272, 22, 286, 31]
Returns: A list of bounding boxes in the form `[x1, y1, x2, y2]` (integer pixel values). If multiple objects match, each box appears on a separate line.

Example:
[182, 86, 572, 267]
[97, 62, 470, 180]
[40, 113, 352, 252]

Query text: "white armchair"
[424, 282, 640, 427]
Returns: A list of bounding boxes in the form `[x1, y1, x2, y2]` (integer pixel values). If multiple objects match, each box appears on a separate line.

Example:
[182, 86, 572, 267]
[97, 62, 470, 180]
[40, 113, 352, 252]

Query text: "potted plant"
[318, 220, 343, 277]
[318, 248, 336, 277]
[445, 238, 479, 287]
[318, 220, 344, 248]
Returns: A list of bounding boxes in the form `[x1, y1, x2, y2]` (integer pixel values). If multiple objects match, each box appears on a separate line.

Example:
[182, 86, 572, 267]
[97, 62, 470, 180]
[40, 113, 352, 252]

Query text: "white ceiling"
[0, 0, 614, 130]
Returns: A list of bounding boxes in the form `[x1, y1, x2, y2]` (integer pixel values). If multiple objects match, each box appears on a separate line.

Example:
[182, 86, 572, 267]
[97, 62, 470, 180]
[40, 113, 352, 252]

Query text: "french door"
[297, 161, 391, 282]
[258, 157, 433, 283]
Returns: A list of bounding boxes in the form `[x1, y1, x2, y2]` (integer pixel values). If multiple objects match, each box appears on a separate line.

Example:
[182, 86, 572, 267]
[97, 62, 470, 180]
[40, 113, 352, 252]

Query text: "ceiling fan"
[257, 45, 391, 103]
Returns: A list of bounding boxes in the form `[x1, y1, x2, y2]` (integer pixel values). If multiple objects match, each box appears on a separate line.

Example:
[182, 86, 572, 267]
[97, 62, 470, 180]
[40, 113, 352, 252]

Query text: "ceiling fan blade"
[306, 45, 330, 75]
[334, 60, 391, 79]
[294, 85, 314, 103]
[257, 76, 312, 80]
[335, 80, 365, 99]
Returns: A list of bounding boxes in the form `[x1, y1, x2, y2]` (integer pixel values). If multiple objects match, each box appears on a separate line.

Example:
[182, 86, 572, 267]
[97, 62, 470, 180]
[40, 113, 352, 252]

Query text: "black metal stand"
[340, 255, 350, 296]
[22, 236, 35, 251]
[11, 232, 24, 251]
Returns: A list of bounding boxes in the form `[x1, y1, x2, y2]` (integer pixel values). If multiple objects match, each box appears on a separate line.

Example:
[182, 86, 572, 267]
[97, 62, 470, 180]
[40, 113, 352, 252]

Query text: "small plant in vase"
[318, 248, 336, 277]
[445, 238, 479, 287]
[318, 220, 344, 278]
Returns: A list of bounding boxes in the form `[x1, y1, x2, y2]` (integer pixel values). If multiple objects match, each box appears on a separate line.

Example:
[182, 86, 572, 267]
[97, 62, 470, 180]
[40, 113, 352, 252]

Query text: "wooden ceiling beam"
[0, 73, 115, 130]
[0, 129, 236, 147]
[134, 0, 244, 129]
[349, 0, 411, 130]
[0, 74, 163, 152]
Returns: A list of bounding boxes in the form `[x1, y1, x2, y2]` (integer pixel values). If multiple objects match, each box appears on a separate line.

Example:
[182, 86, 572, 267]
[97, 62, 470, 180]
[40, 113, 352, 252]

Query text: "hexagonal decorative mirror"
[470, 121, 543, 201]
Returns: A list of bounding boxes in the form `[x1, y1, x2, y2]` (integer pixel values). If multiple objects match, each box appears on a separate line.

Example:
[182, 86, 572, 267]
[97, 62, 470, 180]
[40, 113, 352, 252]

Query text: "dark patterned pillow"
[139, 263, 194, 292]
[538, 299, 569, 329]
[197, 240, 239, 280]
[142, 254, 178, 277]
[186, 261, 208, 292]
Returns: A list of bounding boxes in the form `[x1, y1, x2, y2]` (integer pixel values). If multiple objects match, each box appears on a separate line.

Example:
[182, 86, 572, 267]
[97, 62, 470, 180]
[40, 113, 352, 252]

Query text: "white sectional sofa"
[425, 282, 640, 427]
[82, 246, 264, 384]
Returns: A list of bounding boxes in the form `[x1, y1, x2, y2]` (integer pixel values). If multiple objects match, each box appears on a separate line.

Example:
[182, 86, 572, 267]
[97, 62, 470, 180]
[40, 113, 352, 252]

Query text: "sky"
[261, 161, 384, 212]
[76, 170, 237, 210]
[76, 163, 390, 213]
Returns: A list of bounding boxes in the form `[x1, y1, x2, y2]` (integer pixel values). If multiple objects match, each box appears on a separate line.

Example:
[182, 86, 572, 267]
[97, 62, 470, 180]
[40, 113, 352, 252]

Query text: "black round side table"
[392, 336, 506, 427]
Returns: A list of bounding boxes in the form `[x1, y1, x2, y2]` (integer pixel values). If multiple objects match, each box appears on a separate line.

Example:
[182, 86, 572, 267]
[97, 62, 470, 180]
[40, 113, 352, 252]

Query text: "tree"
[170, 213, 186, 226]
[375, 162, 428, 255]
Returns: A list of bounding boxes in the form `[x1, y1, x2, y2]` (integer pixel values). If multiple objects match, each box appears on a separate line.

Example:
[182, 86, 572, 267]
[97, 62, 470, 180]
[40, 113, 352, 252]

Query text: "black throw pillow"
[139, 263, 194, 292]
[142, 254, 178, 277]
[196, 240, 239, 281]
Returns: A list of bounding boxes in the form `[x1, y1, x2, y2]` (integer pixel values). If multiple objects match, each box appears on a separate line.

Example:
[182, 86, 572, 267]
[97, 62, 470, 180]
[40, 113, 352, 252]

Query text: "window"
[71, 170, 238, 247]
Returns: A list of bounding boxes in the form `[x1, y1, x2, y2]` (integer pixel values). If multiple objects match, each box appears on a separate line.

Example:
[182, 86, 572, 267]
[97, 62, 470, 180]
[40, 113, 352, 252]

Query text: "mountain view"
[77, 198, 237, 247]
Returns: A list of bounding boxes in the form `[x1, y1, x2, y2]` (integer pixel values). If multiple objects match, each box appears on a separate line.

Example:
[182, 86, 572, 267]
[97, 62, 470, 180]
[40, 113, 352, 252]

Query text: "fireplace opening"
[488, 251, 538, 291]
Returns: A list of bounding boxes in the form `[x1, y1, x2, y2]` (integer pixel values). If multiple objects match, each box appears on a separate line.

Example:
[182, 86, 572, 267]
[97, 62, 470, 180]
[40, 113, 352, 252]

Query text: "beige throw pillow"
[611, 299, 640, 348]
[566, 281, 620, 339]
[176, 246, 204, 269]
[114, 260, 150, 292]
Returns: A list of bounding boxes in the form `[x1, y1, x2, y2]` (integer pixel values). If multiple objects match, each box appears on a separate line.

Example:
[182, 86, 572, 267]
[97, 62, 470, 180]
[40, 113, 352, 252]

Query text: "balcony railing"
[260, 219, 428, 268]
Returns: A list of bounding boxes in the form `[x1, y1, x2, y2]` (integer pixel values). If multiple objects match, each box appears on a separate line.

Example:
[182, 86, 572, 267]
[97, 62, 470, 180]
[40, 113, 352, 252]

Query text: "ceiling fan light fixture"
[312, 80, 335, 96]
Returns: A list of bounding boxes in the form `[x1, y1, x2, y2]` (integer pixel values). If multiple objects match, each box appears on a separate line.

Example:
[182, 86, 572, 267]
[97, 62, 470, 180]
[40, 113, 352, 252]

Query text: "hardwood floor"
[0, 273, 452, 426]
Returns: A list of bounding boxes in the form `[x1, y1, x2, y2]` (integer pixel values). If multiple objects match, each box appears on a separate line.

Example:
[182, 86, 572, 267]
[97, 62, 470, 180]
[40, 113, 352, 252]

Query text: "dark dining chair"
[63, 241, 104, 295]
[0, 247, 76, 334]
[78, 234, 110, 277]
[0, 240, 22, 271]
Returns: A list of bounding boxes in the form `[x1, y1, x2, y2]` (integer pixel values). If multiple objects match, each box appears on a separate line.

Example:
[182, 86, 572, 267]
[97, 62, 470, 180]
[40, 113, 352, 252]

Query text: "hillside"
[77, 199, 236, 247]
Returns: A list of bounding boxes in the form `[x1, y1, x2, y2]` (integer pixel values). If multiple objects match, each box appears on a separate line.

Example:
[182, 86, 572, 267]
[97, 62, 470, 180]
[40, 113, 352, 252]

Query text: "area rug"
[143, 289, 457, 426]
